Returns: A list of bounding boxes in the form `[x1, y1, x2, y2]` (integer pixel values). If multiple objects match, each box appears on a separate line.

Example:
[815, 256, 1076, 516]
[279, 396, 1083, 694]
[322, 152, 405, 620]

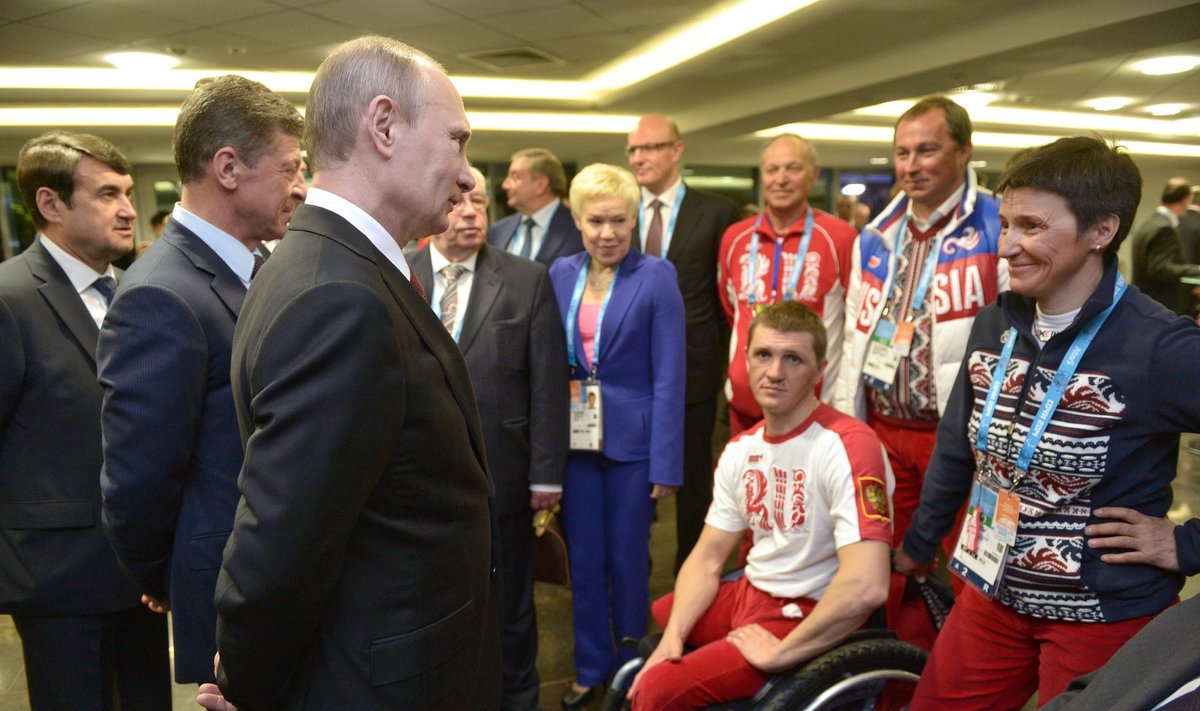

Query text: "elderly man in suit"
[1130, 177, 1200, 317]
[0, 131, 171, 710]
[200, 36, 500, 711]
[626, 114, 741, 570]
[412, 166, 568, 711]
[489, 147, 585, 266]
[97, 75, 306, 685]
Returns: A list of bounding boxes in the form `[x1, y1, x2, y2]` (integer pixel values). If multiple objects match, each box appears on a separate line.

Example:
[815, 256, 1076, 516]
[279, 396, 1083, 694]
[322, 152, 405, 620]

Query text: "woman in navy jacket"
[549, 163, 685, 707]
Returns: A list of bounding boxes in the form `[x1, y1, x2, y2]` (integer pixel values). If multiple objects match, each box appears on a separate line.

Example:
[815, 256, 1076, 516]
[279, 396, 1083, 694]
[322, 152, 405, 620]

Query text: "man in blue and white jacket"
[834, 96, 1007, 547]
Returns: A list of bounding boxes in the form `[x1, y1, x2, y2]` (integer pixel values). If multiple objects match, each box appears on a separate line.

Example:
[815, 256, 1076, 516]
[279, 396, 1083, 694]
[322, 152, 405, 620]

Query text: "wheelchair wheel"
[752, 637, 926, 711]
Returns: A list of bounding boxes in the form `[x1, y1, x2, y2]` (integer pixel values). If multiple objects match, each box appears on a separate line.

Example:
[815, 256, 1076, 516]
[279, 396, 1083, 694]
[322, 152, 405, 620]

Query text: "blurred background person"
[549, 163, 685, 708]
[896, 136, 1200, 708]
[491, 147, 584, 267]
[1130, 177, 1200, 317]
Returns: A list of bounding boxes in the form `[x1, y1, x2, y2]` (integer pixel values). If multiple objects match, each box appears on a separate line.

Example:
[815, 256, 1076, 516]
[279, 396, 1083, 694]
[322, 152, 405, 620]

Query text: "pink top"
[578, 302, 601, 370]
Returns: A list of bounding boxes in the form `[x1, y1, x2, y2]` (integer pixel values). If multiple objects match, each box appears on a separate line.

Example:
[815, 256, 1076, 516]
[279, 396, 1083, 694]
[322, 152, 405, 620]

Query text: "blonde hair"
[569, 163, 639, 219]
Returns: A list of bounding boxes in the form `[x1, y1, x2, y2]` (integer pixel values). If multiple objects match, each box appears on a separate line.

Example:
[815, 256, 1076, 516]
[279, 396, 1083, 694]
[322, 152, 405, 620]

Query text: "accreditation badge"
[569, 379, 603, 451]
[860, 319, 903, 391]
[949, 478, 1020, 598]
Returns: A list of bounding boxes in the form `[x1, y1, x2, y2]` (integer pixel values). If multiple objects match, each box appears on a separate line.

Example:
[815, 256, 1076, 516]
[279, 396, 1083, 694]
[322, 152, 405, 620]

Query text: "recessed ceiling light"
[841, 183, 866, 197]
[1084, 96, 1133, 112]
[104, 51, 180, 72]
[1132, 55, 1200, 76]
[1145, 103, 1189, 117]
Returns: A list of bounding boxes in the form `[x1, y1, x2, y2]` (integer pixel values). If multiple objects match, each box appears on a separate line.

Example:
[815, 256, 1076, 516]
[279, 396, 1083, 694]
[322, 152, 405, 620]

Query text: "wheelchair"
[601, 574, 953, 711]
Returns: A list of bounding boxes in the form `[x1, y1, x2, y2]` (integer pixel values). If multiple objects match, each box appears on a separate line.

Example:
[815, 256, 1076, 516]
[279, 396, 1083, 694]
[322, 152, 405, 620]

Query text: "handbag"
[531, 504, 570, 587]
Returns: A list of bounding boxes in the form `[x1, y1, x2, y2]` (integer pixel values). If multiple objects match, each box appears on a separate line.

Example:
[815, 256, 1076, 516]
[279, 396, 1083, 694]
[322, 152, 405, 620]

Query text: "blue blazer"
[97, 220, 247, 683]
[489, 201, 584, 268]
[549, 249, 686, 486]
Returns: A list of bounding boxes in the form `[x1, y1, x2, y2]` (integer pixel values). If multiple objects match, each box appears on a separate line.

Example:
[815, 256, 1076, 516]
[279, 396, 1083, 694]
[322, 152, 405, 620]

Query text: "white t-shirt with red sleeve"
[706, 403, 894, 600]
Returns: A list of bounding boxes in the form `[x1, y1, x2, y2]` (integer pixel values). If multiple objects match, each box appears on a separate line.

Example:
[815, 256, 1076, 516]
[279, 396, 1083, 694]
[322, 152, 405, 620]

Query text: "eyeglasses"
[624, 141, 677, 157]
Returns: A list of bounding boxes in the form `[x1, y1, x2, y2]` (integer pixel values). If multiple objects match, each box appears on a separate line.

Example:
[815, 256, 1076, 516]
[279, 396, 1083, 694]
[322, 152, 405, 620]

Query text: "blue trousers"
[563, 453, 656, 687]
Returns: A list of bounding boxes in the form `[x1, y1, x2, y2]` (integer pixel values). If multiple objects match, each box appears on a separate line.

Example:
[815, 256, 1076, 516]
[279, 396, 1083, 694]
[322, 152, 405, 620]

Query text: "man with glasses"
[718, 133, 856, 437]
[489, 147, 584, 267]
[626, 114, 740, 569]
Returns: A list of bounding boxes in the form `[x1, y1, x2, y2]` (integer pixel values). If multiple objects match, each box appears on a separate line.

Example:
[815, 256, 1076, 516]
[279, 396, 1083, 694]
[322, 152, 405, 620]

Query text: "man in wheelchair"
[629, 302, 894, 710]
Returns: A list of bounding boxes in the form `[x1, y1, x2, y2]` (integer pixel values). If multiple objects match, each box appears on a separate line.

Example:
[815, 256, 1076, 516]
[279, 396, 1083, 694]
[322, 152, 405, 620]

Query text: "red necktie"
[410, 272, 426, 300]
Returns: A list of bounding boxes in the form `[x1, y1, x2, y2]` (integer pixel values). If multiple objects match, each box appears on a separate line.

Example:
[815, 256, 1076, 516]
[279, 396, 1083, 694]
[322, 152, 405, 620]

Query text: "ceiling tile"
[21, 1, 193, 43]
[109, 0, 281, 25]
[213, 9, 360, 48]
[428, 0, 561, 12]
[151, 27, 294, 68]
[0, 0, 90, 22]
[0, 20, 117, 64]
[474, 3, 616, 43]
[391, 19, 519, 58]
[303, 0, 457, 29]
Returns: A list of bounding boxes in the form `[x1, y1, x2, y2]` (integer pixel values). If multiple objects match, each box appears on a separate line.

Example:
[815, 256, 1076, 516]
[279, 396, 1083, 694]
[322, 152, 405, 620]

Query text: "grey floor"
[1, 438, 1197, 711]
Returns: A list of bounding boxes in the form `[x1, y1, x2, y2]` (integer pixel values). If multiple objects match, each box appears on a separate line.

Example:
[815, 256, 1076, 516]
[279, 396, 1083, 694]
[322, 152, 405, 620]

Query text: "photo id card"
[569, 379, 603, 451]
[861, 320, 902, 390]
[949, 479, 1016, 598]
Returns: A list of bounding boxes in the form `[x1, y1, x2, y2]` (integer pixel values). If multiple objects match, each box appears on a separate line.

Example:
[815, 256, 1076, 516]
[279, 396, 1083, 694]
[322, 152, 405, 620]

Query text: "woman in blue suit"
[550, 163, 686, 707]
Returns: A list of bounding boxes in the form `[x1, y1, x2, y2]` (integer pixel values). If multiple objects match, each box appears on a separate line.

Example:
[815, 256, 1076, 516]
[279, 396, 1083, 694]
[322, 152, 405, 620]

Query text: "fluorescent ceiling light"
[0, 0, 820, 101]
[1145, 103, 1189, 117]
[969, 160, 988, 168]
[588, 0, 821, 91]
[947, 91, 999, 111]
[868, 157, 889, 165]
[1132, 55, 1200, 76]
[1084, 96, 1134, 111]
[0, 106, 637, 133]
[104, 51, 180, 72]
[755, 122, 1200, 157]
[841, 183, 866, 197]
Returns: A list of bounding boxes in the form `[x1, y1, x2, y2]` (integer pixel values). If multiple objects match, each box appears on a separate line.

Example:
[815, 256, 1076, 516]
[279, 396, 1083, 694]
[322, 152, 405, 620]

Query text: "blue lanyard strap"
[639, 183, 686, 251]
[746, 208, 815, 307]
[976, 274, 1127, 481]
[566, 261, 620, 376]
[883, 215, 942, 317]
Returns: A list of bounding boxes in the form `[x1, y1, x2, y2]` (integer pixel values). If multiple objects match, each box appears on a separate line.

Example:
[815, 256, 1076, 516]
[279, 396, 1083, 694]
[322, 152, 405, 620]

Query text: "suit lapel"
[295, 206, 489, 470]
[458, 247, 500, 354]
[27, 241, 99, 364]
[162, 223, 246, 319]
[665, 187, 700, 262]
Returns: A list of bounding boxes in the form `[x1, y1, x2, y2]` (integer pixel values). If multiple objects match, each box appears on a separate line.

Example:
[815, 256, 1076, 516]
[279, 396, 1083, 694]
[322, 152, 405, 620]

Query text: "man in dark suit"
[1131, 177, 1200, 316]
[412, 166, 568, 711]
[1179, 187, 1200, 265]
[97, 75, 306, 685]
[201, 36, 500, 711]
[626, 114, 741, 570]
[0, 131, 171, 710]
[489, 147, 584, 267]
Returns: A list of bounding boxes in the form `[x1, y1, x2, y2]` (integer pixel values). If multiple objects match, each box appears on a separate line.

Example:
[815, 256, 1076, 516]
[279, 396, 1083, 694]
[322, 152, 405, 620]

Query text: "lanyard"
[976, 274, 1127, 484]
[745, 208, 815, 308]
[566, 261, 620, 377]
[881, 215, 945, 320]
[639, 183, 686, 252]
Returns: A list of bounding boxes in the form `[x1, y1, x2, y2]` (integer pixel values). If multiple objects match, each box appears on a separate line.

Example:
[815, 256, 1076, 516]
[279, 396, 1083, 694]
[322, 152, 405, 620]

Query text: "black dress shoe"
[561, 684, 598, 709]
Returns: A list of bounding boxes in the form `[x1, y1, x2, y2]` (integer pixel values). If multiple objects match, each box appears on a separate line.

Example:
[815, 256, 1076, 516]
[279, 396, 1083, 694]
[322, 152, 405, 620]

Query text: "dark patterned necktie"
[519, 217, 535, 259]
[93, 275, 116, 306]
[251, 254, 265, 279]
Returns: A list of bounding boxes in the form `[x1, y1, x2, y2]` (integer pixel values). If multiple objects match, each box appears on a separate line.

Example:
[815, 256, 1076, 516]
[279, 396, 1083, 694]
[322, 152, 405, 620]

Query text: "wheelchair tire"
[752, 637, 926, 711]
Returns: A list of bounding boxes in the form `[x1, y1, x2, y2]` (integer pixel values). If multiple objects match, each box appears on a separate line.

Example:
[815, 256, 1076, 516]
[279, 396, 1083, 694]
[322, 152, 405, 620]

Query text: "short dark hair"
[17, 131, 131, 229]
[150, 210, 170, 229]
[747, 301, 827, 363]
[173, 75, 303, 184]
[996, 136, 1141, 260]
[1162, 178, 1191, 205]
[513, 148, 568, 198]
[896, 96, 972, 149]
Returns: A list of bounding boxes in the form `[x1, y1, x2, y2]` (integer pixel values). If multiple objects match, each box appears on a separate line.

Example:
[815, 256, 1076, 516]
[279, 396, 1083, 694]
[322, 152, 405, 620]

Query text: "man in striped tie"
[411, 166, 569, 711]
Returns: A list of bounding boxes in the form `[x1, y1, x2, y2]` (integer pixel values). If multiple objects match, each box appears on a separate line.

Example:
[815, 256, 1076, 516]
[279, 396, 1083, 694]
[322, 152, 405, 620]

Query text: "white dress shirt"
[305, 187, 412, 278]
[39, 235, 116, 328]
